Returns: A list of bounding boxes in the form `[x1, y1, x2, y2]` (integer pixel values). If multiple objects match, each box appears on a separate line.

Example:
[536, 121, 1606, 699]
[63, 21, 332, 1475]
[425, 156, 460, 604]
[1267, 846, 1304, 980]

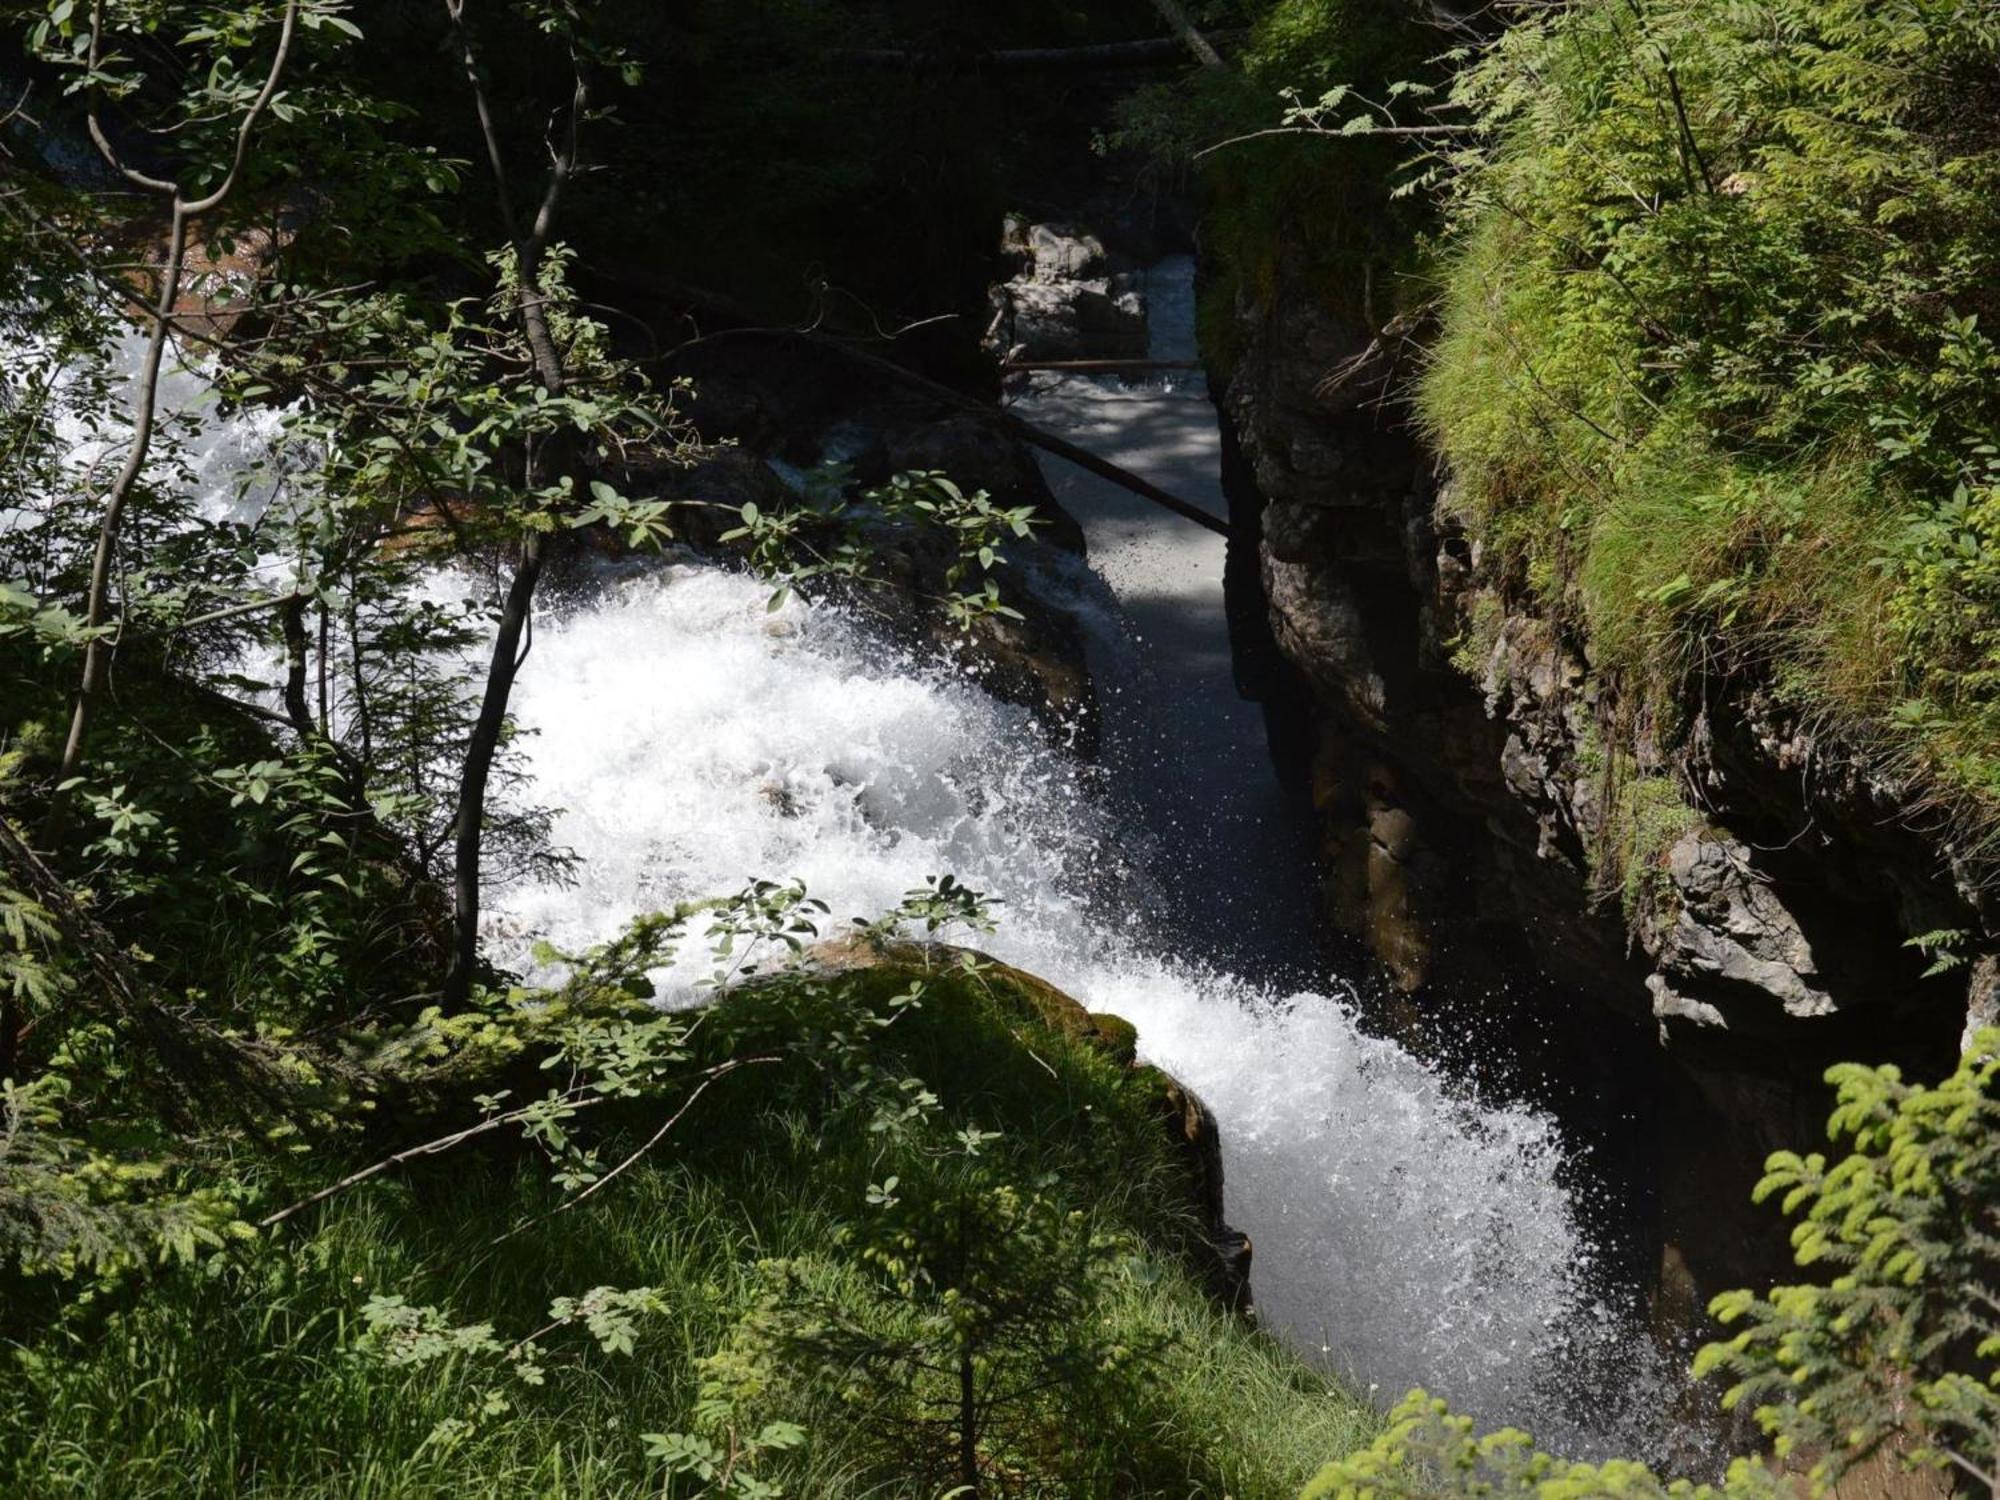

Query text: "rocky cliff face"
[1212, 261, 1985, 1308]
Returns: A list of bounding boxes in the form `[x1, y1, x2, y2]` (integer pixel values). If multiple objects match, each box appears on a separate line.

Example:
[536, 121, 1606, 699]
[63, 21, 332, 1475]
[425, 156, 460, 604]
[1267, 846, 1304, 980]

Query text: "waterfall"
[493, 562, 1675, 1458]
[16, 280, 1680, 1461]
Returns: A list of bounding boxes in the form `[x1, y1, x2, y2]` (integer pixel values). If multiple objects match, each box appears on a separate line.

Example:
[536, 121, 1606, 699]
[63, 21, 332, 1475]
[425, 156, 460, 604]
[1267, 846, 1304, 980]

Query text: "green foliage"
[1302, 1388, 1783, 1500]
[725, 468, 1044, 629]
[1422, 0, 2000, 854]
[644, 1419, 805, 1499]
[1303, 1035, 2000, 1500]
[0, 1074, 256, 1277]
[1105, 0, 1439, 341]
[0, 935, 1378, 1498]
[1696, 1034, 2000, 1495]
[354, 1282, 666, 1452]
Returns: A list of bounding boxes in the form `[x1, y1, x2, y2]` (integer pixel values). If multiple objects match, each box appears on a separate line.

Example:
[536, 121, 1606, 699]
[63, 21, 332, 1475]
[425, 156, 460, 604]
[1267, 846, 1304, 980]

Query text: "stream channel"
[491, 259, 1686, 1459]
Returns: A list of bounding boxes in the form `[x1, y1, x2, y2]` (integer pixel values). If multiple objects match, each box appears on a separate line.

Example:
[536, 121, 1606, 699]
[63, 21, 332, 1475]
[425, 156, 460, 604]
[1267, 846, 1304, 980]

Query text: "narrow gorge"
[2, 4, 1994, 1497]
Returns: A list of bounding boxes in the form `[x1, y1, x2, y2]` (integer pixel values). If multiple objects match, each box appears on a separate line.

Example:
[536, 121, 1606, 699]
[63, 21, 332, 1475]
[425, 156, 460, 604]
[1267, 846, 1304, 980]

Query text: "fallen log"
[1147, 0, 1228, 70]
[833, 32, 1240, 71]
[996, 407, 1231, 538]
[667, 327, 1233, 539]
[1001, 358, 1202, 374]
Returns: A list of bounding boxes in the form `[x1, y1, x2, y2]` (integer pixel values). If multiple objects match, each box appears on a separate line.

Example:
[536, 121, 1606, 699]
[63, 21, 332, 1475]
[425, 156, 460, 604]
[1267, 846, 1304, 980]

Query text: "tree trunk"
[443, 529, 547, 1003]
[668, 327, 1231, 537]
[441, 285, 578, 1004]
[43, 206, 191, 847]
[281, 594, 316, 740]
[958, 1344, 979, 1495]
[438, 2, 587, 1005]
[46, 0, 301, 845]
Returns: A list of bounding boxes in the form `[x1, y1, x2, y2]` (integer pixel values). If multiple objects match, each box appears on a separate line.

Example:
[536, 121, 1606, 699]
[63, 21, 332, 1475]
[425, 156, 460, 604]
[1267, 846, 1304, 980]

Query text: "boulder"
[810, 937, 1253, 1312]
[984, 217, 1149, 364]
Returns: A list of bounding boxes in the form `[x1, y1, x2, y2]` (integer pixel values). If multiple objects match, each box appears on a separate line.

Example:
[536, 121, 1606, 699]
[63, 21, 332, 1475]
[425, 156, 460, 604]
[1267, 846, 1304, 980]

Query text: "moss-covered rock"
[806, 935, 1250, 1307]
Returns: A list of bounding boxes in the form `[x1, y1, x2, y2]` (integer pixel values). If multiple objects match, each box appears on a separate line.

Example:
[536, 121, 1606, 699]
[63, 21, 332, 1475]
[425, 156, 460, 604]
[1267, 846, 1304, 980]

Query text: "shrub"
[1300, 1032, 2000, 1499]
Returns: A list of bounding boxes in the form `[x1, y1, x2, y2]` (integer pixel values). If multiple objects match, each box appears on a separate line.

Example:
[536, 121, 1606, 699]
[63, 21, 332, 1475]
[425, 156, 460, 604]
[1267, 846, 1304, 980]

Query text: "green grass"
[1420, 0, 2000, 866]
[0, 957, 1378, 1498]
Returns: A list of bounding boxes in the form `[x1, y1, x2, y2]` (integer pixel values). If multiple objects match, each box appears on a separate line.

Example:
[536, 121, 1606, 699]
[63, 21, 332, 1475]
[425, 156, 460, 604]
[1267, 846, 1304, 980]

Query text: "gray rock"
[1967, 955, 2000, 1055]
[985, 218, 1148, 363]
[1261, 550, 1388, 732]
[1023, 221, 1110, 282]
[1650, 830, 1834, 1025]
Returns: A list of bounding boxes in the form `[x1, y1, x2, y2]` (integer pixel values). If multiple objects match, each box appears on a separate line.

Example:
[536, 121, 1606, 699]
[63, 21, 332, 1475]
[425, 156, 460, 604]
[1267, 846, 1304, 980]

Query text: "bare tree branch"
[47, 0, 304, 843]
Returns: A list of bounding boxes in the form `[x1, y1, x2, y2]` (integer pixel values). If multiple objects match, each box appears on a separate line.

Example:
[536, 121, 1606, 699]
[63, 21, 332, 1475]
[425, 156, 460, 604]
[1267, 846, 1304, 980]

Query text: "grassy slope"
[0, 958, 1376, 1499]
[1421, 0, 2000, 866]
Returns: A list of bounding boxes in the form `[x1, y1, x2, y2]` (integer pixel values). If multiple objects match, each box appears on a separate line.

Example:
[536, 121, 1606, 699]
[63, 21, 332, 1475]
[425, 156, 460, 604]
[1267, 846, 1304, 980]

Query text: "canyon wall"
[1211, 260, 1987, 1306]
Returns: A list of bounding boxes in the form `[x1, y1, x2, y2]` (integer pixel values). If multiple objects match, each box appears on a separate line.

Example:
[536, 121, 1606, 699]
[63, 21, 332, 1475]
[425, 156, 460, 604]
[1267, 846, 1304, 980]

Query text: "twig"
[494, 1055, 784, 1242]
[257, 1091, 610, 1228]
[1193, 123, 1474, 161]
[173, 589, 309, 632]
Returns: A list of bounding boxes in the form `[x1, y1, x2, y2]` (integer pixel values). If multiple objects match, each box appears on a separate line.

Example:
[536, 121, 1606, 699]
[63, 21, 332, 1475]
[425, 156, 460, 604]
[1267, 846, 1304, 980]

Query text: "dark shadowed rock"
[1212, 255, 1974, 1324]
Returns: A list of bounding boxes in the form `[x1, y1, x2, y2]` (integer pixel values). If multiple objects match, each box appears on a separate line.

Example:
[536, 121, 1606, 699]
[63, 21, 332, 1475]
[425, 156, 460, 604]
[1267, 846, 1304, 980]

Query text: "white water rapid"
[490, 262, 1676, 1456]
[14, 266, 1672, 1458]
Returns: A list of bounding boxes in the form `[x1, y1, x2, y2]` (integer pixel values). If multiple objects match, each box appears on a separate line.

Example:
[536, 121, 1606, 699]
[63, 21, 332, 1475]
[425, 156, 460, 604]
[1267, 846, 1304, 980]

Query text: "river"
[491, 260, 1680, 1457]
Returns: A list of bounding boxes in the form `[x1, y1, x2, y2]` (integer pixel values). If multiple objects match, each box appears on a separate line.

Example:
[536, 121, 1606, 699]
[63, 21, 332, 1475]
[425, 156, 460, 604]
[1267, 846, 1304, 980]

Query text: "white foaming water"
[14, 275, 1674, 1455]
[493, 561, 1666, 1455]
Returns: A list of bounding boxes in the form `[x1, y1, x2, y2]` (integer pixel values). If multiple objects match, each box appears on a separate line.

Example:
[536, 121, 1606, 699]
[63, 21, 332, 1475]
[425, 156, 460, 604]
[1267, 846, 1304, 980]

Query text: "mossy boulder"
[807, 936, 1250, 1308]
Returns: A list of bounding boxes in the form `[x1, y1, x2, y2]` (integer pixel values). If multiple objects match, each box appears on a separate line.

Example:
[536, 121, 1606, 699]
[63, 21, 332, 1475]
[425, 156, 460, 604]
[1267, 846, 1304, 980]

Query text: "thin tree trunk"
[959, 1344, 979, 1494]
[42, 206, 191, 847]
[316, 598, 330, 732]
[0, 995, 20, 1083]
[44, 0, 302, 845]
[281, 593, 316, 740]
[347, 594, 373, 766]
[444, 530, 547, 1000]
[669, 327, 1231, 537]
[439, 0, 588, 1004]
